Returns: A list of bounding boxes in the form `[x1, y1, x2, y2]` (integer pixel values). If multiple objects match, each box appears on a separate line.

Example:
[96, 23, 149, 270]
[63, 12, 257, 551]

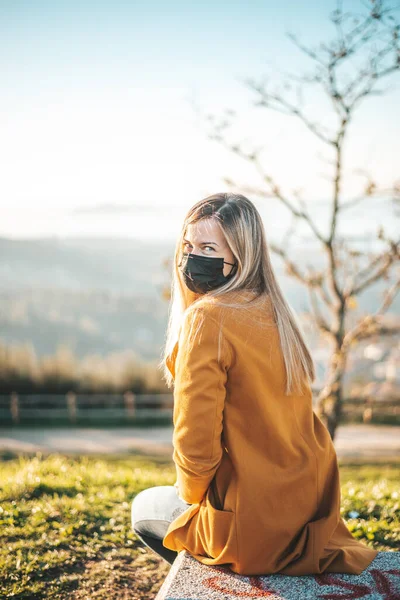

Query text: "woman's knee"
[131, 485, 176, 531]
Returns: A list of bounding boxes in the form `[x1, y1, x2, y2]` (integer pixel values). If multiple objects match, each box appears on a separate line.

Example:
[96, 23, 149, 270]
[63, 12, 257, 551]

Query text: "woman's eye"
[183, 243, 214, 252]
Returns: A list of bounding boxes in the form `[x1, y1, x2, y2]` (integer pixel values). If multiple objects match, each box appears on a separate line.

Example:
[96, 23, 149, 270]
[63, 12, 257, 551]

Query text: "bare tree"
[192, 0, 400, 439]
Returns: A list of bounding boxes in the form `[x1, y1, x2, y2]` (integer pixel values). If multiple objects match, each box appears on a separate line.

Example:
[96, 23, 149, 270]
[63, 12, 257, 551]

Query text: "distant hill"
[0, 236, 176, 361]
[0, 236, 173, 295]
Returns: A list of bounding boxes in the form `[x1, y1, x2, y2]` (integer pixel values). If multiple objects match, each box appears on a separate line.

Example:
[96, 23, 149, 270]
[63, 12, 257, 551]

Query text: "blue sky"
[1, 0, 399, 241]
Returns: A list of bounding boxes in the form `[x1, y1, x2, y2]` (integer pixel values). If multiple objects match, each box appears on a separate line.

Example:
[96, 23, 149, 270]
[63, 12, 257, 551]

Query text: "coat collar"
[165, 291, 270, 379]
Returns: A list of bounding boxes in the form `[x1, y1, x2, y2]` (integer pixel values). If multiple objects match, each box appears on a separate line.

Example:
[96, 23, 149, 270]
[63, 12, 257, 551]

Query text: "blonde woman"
[131, 192, 378, 575]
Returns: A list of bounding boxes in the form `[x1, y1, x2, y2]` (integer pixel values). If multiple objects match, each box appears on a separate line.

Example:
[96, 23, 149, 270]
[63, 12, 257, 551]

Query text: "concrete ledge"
[155, 550, 399, 600]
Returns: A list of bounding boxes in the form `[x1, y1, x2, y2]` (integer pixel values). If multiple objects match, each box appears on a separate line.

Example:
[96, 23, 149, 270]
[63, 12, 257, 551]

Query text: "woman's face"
[183, 218, 236, 277]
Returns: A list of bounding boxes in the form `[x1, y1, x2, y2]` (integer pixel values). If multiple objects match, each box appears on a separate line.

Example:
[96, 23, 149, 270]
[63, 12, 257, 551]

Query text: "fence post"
[124, 391, 136, 419]
[66, 391, 77, 423]
[10, 392, 19, 424]
[363, 406, 373, 423]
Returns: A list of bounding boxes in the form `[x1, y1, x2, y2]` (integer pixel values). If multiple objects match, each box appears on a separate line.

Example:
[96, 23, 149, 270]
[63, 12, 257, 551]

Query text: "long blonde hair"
[160, 192, 315, 395]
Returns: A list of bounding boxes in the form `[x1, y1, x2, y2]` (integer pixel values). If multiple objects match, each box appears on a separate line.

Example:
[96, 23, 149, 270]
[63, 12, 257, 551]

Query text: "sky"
[1, 0, 399, 242]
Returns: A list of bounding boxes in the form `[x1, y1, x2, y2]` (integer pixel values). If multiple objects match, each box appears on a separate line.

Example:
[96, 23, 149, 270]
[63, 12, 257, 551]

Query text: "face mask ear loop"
[228, 262, 236, 276]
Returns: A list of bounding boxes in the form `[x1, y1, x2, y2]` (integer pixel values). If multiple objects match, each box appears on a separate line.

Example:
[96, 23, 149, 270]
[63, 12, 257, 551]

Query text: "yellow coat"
[162, 290, 378, 576]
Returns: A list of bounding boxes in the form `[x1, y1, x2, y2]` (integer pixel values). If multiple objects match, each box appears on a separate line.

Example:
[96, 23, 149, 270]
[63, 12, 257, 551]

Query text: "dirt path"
[0, 423, 399, 459]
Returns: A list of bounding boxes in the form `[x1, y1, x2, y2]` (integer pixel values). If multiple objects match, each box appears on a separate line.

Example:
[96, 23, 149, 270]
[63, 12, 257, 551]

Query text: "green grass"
[0, 454, 398, 600]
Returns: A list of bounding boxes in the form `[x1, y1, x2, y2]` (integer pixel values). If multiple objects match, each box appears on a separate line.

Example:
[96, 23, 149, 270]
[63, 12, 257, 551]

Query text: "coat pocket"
[197, 489, 236, 561]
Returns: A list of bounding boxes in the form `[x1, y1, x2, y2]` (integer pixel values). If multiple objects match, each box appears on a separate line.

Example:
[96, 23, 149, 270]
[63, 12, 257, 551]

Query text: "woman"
[131, 192, 379, 576]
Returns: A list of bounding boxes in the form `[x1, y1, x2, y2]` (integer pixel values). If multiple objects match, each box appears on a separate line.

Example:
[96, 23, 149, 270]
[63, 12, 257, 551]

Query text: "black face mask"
[178, 252, 237, 294]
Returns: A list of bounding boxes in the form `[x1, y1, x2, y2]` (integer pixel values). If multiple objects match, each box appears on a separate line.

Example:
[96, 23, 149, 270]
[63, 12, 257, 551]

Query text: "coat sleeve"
[172, 306, 232, 505]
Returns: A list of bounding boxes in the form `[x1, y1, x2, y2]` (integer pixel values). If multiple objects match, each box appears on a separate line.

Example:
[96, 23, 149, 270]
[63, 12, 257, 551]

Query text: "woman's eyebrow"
[183, 239, 219, 246]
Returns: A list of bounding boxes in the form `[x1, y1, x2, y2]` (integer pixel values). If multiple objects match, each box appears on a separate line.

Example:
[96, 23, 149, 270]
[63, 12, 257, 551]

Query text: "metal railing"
[0, 391, 398, 426]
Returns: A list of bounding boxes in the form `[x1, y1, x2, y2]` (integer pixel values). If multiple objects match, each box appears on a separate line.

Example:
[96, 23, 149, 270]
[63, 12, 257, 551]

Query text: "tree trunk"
[315, 344, 348, 441]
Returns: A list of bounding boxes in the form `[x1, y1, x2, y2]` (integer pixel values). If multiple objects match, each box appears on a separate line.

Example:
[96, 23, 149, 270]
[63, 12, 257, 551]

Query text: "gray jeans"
[131, 485, 192, 564]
